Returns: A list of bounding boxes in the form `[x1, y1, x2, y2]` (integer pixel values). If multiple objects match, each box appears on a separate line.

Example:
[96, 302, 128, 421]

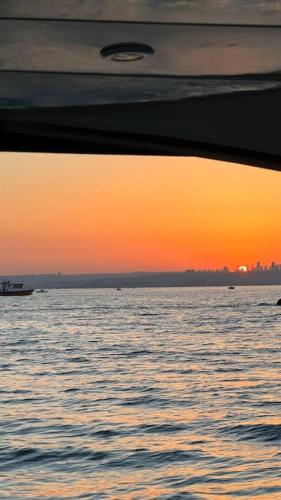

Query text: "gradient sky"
[1, 153, 281, 275]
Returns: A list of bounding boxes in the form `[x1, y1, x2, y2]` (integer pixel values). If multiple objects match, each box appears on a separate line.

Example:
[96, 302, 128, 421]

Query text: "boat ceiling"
[1, 1, 281, 25]
[1, 1, 281, 170]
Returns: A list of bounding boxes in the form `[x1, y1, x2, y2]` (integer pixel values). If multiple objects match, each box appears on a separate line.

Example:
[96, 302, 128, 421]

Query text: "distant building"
[255, 261, 262, 271]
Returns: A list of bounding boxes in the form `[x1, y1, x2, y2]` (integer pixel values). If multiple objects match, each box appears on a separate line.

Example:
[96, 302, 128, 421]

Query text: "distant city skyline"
[185, 261, 281, 273]
[2, 264, 281, 289]
[2, 261, 281, 279]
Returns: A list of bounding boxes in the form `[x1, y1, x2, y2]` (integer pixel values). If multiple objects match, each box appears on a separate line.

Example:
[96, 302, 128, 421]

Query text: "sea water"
[1, 286, 281, 499]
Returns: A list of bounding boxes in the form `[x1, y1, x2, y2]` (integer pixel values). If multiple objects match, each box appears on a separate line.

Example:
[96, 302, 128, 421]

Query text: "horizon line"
[1, 264, 281, 277]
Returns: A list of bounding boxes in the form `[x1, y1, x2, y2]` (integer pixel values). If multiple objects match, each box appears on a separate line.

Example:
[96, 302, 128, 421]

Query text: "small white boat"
[0, 281, 34, 296]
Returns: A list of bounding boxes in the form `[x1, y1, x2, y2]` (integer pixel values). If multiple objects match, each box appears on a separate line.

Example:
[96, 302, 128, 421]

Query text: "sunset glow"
[1, 153, 281, 275]
[238, 266, 248, 272]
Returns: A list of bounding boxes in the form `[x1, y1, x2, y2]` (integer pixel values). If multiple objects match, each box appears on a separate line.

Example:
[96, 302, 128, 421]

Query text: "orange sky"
[1, 153, 281, 275]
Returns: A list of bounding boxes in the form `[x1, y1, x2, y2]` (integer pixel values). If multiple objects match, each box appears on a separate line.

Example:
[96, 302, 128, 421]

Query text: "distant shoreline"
[2, 271, 281, 290]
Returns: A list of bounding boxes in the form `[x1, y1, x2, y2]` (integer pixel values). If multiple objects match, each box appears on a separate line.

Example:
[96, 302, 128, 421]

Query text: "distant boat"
[0, 280, 34, 296]
[228, 286, 235, 290]
[36, 289, 48, 293]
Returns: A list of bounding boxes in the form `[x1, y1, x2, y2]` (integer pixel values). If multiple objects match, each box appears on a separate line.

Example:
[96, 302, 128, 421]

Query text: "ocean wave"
[258, 302, 275, 307]
[137, 423, 188, 434]
[120, 395, 169, 407]
[221, 423, 281, 442]
[106, 449, 205, 469]
[0, 446, 111, 471]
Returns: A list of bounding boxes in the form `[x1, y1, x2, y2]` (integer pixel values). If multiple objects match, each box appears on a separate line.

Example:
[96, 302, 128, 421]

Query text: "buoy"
[276, 298, 281, 306]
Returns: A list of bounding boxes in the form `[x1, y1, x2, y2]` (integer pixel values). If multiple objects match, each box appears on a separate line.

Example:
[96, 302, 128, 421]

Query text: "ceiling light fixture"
[101, 43, 154, 62]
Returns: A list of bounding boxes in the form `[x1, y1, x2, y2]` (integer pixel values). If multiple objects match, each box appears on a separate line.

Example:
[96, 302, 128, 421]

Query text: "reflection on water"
[1, 287, 281, 498]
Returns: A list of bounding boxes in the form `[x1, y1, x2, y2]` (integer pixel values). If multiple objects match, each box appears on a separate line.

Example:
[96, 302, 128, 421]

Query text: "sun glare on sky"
[238, 266, 248, 272]
[1, 153, 281, 275]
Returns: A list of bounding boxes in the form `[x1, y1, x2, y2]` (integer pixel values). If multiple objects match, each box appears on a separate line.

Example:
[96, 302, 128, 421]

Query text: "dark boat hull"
[0, 290, 34, 296]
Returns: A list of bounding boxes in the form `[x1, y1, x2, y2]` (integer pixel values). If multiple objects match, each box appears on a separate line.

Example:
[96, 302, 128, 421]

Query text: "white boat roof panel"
[1, 21, 281, 77]
[1, 0, 281, 25]
[0, 1, 280, 109]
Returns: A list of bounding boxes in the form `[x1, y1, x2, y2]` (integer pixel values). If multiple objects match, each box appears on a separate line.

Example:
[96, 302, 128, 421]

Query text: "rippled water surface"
[1, 286, 281, 499]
